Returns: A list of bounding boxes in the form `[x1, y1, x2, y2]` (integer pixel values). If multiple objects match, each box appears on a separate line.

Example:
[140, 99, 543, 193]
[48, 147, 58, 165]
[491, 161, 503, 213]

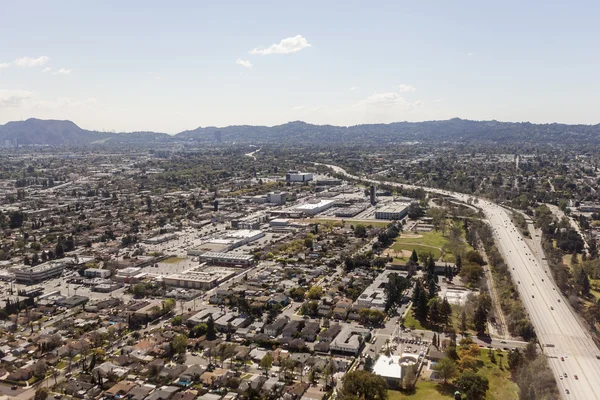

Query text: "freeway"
[318, 163, 600, 399]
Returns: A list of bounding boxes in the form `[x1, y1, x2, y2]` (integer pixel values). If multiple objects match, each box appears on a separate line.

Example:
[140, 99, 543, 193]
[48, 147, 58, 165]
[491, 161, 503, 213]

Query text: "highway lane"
[318, 163, 600, 399]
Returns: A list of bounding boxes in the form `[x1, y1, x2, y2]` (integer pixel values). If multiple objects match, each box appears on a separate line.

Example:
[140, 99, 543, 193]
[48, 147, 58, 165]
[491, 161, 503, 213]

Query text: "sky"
[1, 0, 599, 133]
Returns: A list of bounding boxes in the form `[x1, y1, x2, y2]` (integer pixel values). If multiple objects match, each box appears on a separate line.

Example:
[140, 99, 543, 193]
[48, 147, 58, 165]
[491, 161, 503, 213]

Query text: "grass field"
[388, 349, 518, 400]
[391, 231, 449, 262]
[162, 256, 186, 264]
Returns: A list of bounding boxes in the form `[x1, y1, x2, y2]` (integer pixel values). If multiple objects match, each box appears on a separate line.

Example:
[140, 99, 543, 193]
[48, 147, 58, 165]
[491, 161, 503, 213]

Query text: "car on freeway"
[532, 295, 535, 298]
[574, 375, 578, 380]
[561, 357, 565, 361]
[551, 307, 554, 310]
[564, 373, 567, 378]
[566, 389, 570, 394]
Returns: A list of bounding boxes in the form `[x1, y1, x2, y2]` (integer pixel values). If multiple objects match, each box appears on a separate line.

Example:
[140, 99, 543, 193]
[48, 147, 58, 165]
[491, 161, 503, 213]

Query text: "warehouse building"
[294, 199, 335, 216]
[84, 268, 112, 279]
[163, 266, 237, 290]
[15, 261, 65, 284]
[375, 202, 410, 220]
[188, 229, 265, 254]
[198, 252, 254, 267]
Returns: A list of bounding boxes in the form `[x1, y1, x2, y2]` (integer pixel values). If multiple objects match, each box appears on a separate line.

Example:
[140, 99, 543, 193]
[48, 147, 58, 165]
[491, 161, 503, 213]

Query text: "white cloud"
[467, 52, 473, 56]
[292, 105, 305, 110]
[0, 89, 33, 107]
[0, 63, 9, 69]
[53, 68, 72, 75]
[14, 56, 49, 67]
[43, 67, 52, 73]
[350, 87, 357, 91]
[33, 97, 98, 109]
[250, 35, 311, 55]
[398, 84, 416, 93]
[236, 59, 253, 69]
[363, 92, 407, 107]
[434, 99, 444, 103]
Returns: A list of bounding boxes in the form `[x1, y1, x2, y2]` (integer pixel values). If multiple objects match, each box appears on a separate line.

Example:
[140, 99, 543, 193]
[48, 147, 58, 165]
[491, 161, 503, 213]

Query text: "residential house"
[104, 381, 137, 398]
[264, 317, 289, 337]
[301, 322, 320, 342]
[318, 324, 342, 343]
[333, 298, 353, 320]
[282, 320, 304, 339]
[145, 386, 180, 400]
[267, 293, 290, 307]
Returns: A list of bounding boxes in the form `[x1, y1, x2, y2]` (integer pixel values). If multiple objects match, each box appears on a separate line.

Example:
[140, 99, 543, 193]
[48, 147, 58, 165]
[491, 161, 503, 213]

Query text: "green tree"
[455, 371, 489, 400]
[410, 249, 419, 264]
[473, 304, 487, 334]
[259, 353, 273, 374]
[306, 286, 323, 300]
[34, 388, 48, 400]
[206, 315, 217, 340]
[460, 310, 468, 333]
[171, 334, 188, 355]
[440, 297, 452, 326]
[433, 357, 458, 384]
[339, 370, 388, 400]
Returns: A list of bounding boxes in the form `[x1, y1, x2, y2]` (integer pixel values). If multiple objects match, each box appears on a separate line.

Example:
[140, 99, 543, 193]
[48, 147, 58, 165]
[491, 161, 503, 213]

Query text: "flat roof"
[295, 199, 335, 210]
[199, 252, 253, 261]
[377, 202, 410, 213]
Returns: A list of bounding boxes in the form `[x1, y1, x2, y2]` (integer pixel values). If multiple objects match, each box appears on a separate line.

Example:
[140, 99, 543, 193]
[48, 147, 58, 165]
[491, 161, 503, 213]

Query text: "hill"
[2, 118, 600, 146]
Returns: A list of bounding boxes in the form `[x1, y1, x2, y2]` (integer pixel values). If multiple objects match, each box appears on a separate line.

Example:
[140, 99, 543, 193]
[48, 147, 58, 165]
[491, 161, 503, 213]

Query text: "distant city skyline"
[1, 0, 599, 133]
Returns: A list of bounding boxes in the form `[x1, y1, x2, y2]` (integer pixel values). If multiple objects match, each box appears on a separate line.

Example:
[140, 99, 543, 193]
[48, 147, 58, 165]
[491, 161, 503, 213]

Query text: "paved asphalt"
[319, 163, 600, 400]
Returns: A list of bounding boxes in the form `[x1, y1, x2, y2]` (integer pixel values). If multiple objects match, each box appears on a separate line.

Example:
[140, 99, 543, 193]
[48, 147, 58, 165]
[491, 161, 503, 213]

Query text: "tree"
[34, 387, 48, 400]
[407, 203, 424, 220]
[429, 300, 440, 325]
[354, 224, 368, 238]
[460, 310, 468, 333]
[259, 353, 273, 375]
[433, 357, 458, 384]
[455, 371, 489, 400]
[171, 334, 188, 355]
[206, 315, 217, 340]
[306, 286, 323, 300]
[507, 349, 524, 372]
[339, 370, 388, 400]
[410, 249, 419, 264]
[473, 304, 487, 334]
[440, 297, 452, 326]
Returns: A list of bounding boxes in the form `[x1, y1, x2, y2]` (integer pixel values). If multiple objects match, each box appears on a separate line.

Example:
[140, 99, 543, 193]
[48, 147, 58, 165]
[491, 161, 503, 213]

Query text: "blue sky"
[1, 0, 599, 133]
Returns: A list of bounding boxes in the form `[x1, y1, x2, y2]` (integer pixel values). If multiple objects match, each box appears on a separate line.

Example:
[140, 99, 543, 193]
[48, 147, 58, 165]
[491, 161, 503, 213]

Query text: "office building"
[15, 261, 65, 284]
[375, 202, 410, 220]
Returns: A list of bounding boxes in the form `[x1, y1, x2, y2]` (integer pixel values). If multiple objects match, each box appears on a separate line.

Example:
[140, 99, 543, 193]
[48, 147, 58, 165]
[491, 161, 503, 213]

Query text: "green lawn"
[403, 306, 426, 330]
[162, 256, 186, 264]
[389, 350, 518, 400]
[389, 381, 455, 400]
[390, 225, 474, 263]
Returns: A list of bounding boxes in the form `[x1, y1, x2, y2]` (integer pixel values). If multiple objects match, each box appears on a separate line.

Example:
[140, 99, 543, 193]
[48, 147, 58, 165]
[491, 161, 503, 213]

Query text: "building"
[188, 229, 265, 254]
[57, 295, 89, 309]
[232, 214, 268, 230]
[373, 354, 418, 389]
[356, 270, 409, 310]
[316, 179, 342, 186]
[269, 218, 289, 227]
[264, 317, 290, 337]
[84, 268, 112, 279]
[579, 203, 600, 212]
[15, 261, 65, 284]
[197, 252, 254, 267]
[163, 266, 237, 290]
[143, 233, 177, 245]
[113, 267, 143, 283]
[294, 199, 335, 216]
[286, 171, 313, 183]
[330, 325, 370, 355]
[375, 202, 410, 220]
[266, 192, 287, 205]
[370, 185, 377, 205]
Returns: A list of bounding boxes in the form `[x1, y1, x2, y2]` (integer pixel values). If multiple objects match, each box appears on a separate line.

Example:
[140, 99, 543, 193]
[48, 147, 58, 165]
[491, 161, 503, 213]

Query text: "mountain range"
[2, 118, 600, 147]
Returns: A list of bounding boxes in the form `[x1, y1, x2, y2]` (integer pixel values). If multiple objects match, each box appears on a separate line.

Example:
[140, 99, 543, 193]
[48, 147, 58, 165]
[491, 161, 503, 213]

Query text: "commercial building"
[286, 171, 313, 183]
[294, 199, 335, 216]
[373, 354, 418, 389]
[113, 267, 144, 283]
[84, 268, 112, 279]
[188, 230, 265, 254]
[375, 202, 410, 220]
[197, 252, 254, 267]
[266, 192, 287, 205]
[231, 214, 268, 230]
[15, 261, 65, 284]
[143, 233, 177, 245]
[162, 266, 237, 290]
[329, 326, 370, 355]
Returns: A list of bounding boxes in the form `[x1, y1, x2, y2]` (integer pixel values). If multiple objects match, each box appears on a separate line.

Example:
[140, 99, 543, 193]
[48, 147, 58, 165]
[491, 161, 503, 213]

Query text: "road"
[317, 163, 600, 400]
